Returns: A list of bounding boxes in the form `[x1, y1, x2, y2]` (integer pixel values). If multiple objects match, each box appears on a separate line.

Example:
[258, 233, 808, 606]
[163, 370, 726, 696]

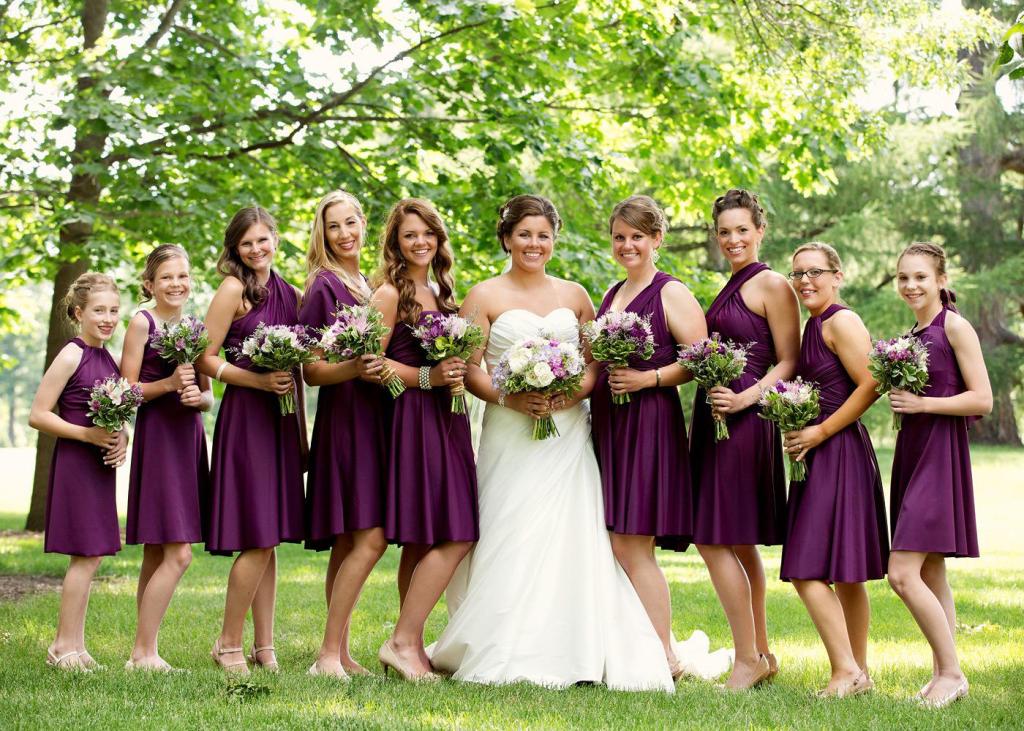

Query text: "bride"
[428, 195, 729, 690]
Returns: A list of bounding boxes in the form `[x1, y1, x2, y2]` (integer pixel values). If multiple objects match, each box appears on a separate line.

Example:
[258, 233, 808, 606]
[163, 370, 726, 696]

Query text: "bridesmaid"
[689, 189, 800, 689]
[301, 191, 389, 679]
[28, 273, 128, 671]
[778, 242, 889, 697]
[122, 245, 212, 671]
[590, 195, 707, 678]
[198, 206, 305, 675]
[886, 242, 990, 708]
[370, 198, 478, 681]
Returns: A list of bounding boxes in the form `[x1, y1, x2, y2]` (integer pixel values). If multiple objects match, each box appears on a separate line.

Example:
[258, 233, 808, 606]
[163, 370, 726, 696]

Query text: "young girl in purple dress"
[198, 207, 306, 675]
[371, 198, 478, 681]
[121, 245, 212, 671]
[589, 196, 707, 679]
[301, 191, 389, 679]
[689, 189, 801, 689]
[886, 242, 991, 708]
[779, 243, 889, 698]
[29, 273, 129, 671]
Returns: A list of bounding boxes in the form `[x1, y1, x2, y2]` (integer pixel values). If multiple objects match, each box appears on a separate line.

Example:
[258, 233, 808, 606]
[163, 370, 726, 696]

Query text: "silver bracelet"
[655, 368, 662, 388]
[215, 362, 228, 382]
[418, 365, 432, 390]
[497, 392, 506, 408]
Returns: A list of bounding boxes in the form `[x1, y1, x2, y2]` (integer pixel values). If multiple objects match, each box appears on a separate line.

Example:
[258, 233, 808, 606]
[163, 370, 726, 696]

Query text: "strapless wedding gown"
[428, 308, 730, 691]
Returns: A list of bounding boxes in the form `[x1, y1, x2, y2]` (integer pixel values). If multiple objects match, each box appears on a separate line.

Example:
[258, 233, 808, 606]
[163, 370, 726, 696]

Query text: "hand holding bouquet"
[86, 376, 144, 433]
[317, 303, 405, 398]
[582, 311, 655, 405]
[237, 323, 317, 415]
[491, 336, 586, 440]
[758, 378, 820, 481]
[867, 335, 929, 431]
[412, 312, 485, 413]
[149, 315, 209, 365]
[677, 333, 750, 441]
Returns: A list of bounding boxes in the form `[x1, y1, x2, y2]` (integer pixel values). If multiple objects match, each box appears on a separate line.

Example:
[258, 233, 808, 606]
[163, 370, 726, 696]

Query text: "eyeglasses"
[788, 268, 838, 281]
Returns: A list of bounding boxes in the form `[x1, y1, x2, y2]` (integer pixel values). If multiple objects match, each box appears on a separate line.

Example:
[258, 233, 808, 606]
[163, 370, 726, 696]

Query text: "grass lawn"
[0, 445, 1022, 729]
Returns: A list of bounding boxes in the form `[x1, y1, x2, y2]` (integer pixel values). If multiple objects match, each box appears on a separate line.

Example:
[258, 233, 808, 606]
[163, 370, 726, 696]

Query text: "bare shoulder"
[218, 275, 245, 294]
[128, 311, 150, 332]
[755, 269, 793, 296]
[550, 276, 592, 306]
[944, 310, 979, 342]
[371, 282, 399, 307]
[662, 279, 698, 304]
[50, 340, 85, 374]
[824, 308, 868, 341]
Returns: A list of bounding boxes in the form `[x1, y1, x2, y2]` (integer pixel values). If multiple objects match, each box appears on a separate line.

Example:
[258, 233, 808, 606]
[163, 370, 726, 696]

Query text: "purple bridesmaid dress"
[689, 262, 787, 546]
[780, 304, 888, 582]
[890, 307, 979, 557]
[206, 270, 305, 555]
[44, 338, 121, 556]
[383, 312, 478, 545]
[299, 271, 390, 550]
[591, 272, 693, 550]
[126, 310, 210, 545]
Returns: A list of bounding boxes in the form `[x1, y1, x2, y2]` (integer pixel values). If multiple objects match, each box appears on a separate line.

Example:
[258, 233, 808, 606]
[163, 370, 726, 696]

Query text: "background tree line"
[1, 0, 1020, 530]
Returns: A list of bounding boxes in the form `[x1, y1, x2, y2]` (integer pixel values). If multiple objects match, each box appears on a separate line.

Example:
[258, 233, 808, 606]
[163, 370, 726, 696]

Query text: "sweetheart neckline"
[491, 306, 576, 328]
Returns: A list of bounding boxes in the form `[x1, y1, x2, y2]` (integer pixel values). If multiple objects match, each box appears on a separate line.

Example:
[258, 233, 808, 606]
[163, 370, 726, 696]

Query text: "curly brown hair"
[496, 195, 562, 253]
[217, 206, 278, 308]
[712, 189, 766, 229]
[374, 198, 457, 324]
[64, 272, 118, 324]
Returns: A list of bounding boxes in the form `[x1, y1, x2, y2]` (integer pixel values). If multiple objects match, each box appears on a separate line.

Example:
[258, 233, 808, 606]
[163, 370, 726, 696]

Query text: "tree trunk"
[7, 377, 15, 446]
[951, 22, 1022, 446]
[25, 0, 110, 530]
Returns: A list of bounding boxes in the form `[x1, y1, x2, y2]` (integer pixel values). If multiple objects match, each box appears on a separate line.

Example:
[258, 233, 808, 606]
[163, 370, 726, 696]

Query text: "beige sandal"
[210, 639, 249, 675]
[46, 648, 86, 672]
[249, 645, 280, 673]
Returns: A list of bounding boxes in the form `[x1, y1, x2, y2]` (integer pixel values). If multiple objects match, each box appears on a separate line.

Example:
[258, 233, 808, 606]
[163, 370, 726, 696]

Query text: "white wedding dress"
[428, 308, 731, 691]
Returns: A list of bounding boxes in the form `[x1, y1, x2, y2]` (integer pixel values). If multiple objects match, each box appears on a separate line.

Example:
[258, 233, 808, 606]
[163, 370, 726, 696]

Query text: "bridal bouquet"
[758, 378, 820, 482]
[236, 323, 317, 415]
[412, 312, 485, 414]
[86, 376, 144, 433]
[867, 335, 930, 431]
[491, 336, 586, 440]
[148, 315, 209, 364]
[316, 303, 405, 398]
[582, 311, 655, 405]
[677, 333, 750, 441]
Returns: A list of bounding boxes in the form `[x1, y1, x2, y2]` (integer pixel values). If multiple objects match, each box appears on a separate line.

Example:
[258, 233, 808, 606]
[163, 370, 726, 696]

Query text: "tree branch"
[874, 273, 895, 290]
[0, 14, 74, 44]
[1002, 147, 1024, 175]
[141, 0, 185, 50]
[103, 5, 549, 165]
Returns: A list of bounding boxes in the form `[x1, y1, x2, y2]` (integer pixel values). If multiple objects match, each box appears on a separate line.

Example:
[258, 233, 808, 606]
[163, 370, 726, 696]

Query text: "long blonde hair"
[373, 198, 457, 324]
[304, 191, 371, 301]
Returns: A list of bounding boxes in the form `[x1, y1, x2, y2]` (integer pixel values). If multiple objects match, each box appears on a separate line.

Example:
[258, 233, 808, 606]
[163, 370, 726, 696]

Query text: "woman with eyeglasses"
[779, 242, 889, 698]
[688, 189, 800, 689]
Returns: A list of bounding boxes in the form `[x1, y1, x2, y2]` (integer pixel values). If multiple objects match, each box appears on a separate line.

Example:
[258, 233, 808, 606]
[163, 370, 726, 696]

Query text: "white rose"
[508, 348, 530, 372]
[242, 340, 257, 356]
[528, 361, 555, 388]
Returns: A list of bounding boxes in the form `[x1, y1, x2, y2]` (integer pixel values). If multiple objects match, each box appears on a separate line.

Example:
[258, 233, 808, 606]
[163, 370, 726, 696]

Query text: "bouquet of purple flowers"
[411, 313, 485, 413]
[317, 304, 405, 398]
[677, 334, 750, 441]
[148, 315, 209, 365]
[758, 378, 820, 482]
[867, 335, 930, 431]
[86, 376, 144, 433]
[582, 311, 656, 405]
[491, 336, 586, 440]
[237, 323, 317, 415]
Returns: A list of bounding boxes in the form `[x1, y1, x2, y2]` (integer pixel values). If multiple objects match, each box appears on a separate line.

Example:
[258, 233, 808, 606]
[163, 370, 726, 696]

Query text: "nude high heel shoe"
[378, 640, 439, 682]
